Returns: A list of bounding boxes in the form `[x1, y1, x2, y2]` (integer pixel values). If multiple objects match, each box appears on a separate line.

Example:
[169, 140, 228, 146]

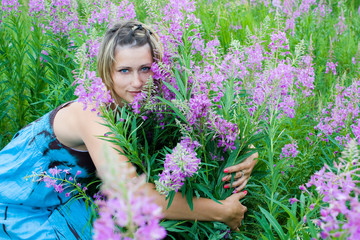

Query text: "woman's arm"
[56, 102, 247, 229]
[148, 184, 247, 229]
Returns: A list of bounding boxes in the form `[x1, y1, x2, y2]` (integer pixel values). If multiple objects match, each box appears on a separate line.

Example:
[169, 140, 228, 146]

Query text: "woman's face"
[111, 44, 153, 105]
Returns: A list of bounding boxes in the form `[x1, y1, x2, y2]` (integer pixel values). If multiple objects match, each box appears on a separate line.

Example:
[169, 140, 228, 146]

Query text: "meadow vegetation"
[1, 0, 360, 239]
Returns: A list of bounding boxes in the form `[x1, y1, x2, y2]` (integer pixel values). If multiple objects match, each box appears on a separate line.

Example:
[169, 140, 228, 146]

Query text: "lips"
[128, 91, 142, 96]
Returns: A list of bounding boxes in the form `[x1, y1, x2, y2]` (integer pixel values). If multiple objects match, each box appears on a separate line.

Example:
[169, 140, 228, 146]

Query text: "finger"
[224, 176, 246, 188]
[233, 179, 248, 192]
[231, 190, 248, 200]
[224, 163, 247, 174]
[224, 154, 257, 174]
[223, 170, 248, 182]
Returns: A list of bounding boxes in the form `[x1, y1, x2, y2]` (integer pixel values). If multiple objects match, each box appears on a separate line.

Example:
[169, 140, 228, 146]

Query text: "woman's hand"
[220, 190, 248, 230]
[222, 148, 258, 192]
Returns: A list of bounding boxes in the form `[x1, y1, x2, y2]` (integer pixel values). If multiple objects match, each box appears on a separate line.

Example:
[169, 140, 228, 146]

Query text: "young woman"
[0, 21, 257, 239]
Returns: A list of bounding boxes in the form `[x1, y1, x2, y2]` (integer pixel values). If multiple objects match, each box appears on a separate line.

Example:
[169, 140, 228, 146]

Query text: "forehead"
[113, 44, 153, 67]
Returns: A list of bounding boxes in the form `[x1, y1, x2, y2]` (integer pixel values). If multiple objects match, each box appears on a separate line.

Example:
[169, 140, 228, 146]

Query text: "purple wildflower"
[86, 0, 135, 30]
[28, 0, 46, 18]
[186, 94, 212, 126]
[43, 175, 57, 188]
[305, 140, 360, 239]
[156, 137, 201, 194]
[93, 192, 105, 201]
[47, 0, 80, 36]
[296, 55, 315, 97]
[49, 166, 62, 176]
[85, 38, 100, 61]
[53, 183, 64, 193]
[298, 0, 317, 15]
[280, 142, 299, 159]
[334, 11, 346, 36]
[315, 81, 360, 145]
[208, 114, 239, 151]
[229, 24, 242, 31]
[325, 61, 338, 75]
[37, 168, 84, 197]
[129, 91, 147, 114]
[93, 155, 166, 240]
[74, 70, 113, 112]
[268, 31, 289, 56]
[114, 0, 136, 23]
[1, 0, 20, 13]
[289, 198, 299, 205]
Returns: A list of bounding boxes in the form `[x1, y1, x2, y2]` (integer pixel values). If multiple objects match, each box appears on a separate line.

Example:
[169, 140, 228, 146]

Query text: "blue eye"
[119, 69, 129, 73]
[141, 67, 151, 72]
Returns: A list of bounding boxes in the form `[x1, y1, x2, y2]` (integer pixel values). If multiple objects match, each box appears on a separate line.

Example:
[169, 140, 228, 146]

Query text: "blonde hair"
[97, 21, 163, 105]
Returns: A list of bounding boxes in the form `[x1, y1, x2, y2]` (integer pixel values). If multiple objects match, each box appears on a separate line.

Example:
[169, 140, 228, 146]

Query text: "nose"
[131, 72, 143, 88]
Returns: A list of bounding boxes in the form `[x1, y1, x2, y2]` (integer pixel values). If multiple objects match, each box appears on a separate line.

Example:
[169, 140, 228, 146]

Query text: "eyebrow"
[115, 63, 152, 70]
[115, 63, 153, 69]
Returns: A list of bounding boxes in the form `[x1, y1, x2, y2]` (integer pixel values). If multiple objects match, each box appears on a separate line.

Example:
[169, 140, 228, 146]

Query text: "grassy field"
[1, 0, 360, 239]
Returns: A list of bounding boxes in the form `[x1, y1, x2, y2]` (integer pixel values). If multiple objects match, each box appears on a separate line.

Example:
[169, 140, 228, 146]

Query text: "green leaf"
[166, 191, 176, 209]
[193, 183, 221, 204]
[306, 216, 318, 238]
[186, 188, 194, 211]
[269, 198, 299, 226]
[174, 67, 187, 98]
[299, 193, 306, 217]
[155, 96, 188, 123]
[162, 80, 184, 101]
[259, 207, 287, 240]
[252, 214, 274, 240]
[327, 135, 344, 151]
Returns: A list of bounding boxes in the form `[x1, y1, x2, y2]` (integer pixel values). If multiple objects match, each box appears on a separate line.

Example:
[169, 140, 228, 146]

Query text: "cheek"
[113, 74, 128, 86]
[142, 72, 154, 81]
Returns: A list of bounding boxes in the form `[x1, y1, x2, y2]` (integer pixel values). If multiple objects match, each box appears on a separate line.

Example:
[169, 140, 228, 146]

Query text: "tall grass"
[1, 0, 360, 239]
[0, 5, 77, 148]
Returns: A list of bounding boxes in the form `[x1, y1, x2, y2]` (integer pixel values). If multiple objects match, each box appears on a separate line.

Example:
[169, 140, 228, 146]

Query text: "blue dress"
[0, 102, 97, 239]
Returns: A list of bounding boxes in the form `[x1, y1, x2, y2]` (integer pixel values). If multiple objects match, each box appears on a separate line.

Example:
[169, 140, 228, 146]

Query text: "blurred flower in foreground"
[93, 147, 166, 240]
[304, 140, 360, 239]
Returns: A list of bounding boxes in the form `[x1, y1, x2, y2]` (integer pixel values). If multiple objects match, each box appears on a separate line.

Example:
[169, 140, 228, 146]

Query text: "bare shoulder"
[63, 102, 124, 170]
[58, 102, 132, 173]
[67, 102, 104, 122]
[54, 101, 109, 149]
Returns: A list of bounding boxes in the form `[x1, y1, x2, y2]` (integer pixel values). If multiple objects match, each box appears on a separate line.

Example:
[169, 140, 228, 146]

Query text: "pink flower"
[289, 198, 299, 205]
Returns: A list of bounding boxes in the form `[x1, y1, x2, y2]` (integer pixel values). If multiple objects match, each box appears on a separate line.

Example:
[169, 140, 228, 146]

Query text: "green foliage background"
[1, 0, 360, 239]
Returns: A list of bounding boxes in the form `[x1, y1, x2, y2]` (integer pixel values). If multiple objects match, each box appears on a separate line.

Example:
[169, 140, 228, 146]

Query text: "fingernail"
[243, 190, 248, 195]
[224, 169, 229, 173]
[222, 177, 227, 181]
[224, 185, 229, 189]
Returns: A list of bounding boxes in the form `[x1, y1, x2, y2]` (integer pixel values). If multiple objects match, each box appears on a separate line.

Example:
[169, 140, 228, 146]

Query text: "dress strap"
[48, 100, 90, 154]
[49, 100, 76, 127]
